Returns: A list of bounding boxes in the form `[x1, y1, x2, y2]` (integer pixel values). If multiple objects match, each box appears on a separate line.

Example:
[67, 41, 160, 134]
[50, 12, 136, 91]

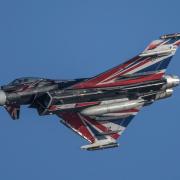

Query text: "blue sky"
[0, 0, 179, 179]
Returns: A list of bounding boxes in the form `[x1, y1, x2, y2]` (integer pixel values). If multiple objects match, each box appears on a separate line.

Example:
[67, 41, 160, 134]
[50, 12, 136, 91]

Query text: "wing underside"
[57, 108, 140, 151]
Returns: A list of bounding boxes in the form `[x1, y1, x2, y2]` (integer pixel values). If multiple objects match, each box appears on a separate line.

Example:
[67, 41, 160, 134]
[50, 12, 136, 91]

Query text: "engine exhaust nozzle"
[163, 75, 180, 89]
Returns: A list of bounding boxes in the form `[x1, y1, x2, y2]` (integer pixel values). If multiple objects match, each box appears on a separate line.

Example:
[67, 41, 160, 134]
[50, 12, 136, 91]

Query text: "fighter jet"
[0, 33, 180, 150]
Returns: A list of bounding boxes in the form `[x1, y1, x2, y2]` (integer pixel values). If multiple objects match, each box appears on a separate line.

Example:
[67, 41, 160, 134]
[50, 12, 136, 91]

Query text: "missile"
[160, 33, 180, 39]
[81, 99, 144, 116]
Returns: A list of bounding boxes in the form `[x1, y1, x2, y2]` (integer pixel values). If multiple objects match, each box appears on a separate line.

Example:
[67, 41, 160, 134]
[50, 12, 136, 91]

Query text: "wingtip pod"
[81, 139, 119, 151]
[160, 33, 180, 40]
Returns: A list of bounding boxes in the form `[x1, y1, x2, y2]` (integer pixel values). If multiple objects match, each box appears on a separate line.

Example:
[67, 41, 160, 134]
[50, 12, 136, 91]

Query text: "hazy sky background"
[0, 0, 179, 179]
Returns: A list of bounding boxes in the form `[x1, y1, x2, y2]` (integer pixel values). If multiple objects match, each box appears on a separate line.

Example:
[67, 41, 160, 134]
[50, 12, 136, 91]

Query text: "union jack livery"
[0, 33, 180, 150]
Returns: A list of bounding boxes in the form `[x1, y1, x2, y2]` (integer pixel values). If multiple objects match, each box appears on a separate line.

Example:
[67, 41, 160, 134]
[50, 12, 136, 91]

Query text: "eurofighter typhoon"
[0, 33, 180, 150]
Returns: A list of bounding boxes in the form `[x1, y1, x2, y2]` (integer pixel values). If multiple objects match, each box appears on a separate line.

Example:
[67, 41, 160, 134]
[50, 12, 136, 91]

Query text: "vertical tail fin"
[73, 33, 180, 89]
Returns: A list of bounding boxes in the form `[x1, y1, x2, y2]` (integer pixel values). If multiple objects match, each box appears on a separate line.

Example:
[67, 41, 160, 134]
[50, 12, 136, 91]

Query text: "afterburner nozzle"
[163, 75, 180, 89]
[0, 90, 6, 105]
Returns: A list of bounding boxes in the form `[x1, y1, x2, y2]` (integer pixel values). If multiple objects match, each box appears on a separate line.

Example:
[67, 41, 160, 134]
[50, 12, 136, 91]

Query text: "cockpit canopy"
[9, 77, 43, 85]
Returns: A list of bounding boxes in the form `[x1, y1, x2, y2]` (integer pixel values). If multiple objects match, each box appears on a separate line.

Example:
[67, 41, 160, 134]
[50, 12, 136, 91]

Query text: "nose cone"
[0, 90, 6, 105]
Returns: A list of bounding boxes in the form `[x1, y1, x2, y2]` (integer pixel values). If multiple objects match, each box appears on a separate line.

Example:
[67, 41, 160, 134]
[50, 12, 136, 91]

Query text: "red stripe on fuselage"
[75, 102, 100, 108]
[72, 72, 164, 89]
